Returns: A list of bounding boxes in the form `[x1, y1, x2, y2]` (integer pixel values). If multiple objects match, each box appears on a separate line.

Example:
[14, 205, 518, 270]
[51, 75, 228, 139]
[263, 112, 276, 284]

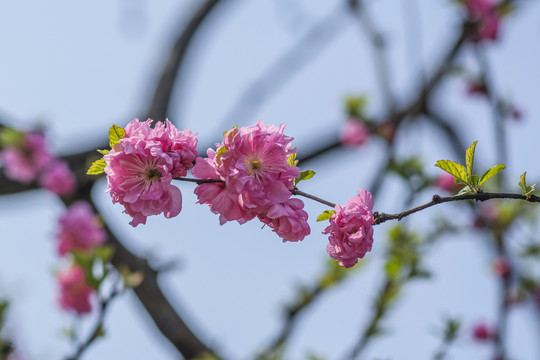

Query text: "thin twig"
[374, 193, 540, 225]
[291, 188, 337, 208]
[66, 283, 123, 360]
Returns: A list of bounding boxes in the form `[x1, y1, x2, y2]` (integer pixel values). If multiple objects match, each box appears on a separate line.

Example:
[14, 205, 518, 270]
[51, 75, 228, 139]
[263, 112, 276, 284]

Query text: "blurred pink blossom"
[57, 265, 94, 315]
[258, 198, 310, 242]
[0, 132, 53, 183]
[434, 173, 462, 193]
[57, 201, 106, 256]
[466, 0, 500, 42]
[492, 256, 511, 277]
[340, 119, 370, 147]
[39, 161, 76, 196]
[472, 322, 496, 341]
[323, 189, 374, 268]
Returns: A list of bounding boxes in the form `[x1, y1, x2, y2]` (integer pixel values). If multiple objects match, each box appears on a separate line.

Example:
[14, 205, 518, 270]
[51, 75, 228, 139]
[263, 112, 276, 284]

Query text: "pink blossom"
[492, 256, 510, 277]
[466, 80, 489, 97]
[434, 173, 462, 193]
[192, 149, 255, 225]
[466, 0, 500, 42]
[340, 119, 370, 147]
[0, 131, 53, 183]
[472, 322, 496, 341]
[103, 119, 196, 226]
[258, 198, 310, 242]
[125, 119, 198, 178]
[192, 120, 300, 224]
[56, 201, 106, 256]
[39, 161, 76, 196]
[323, 189, 374, 268]
[57, 265, 94, 315]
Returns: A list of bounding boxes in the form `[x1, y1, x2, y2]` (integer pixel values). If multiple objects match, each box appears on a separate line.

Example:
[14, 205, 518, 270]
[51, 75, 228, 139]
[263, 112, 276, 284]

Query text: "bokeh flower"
[57, 265, 94, 315]
[56, 201, 106, 256]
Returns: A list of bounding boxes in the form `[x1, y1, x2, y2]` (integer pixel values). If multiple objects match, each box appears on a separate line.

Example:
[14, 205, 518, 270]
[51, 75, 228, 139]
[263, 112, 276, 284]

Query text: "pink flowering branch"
[176, 176, 338, 208]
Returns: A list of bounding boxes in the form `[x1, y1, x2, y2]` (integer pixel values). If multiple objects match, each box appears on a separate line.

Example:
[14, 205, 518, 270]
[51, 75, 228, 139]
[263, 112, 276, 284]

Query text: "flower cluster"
[55, 201, 106, 315]
[465, 0, 500, 42]
[0, 130, 76, 196]
[323, 189, 374, 268]
[192, 120, 310, 242]
[103, 119, 198, 226]
[89, 119, 377, 266]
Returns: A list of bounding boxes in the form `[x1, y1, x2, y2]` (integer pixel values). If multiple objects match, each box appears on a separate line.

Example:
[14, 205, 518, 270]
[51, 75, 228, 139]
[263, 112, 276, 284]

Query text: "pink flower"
[435, 173, 463, 193]
[258, 198, 310, 242]
[0, 132, 53, 183]
[323, 189, 374, 268]
[492, 257, 510, 277]
[466, 80, 489, 97]
[56, 201, 106, 256]
[466, 0, 500, 42]
[192, 149, 255, 225]
[340, 119, 370, 147]
[103, 119, 196, 226]
[39, 161, 76, 196]
[125, 119, 198, 178]
[472, 322, 496, 341]
[192, 120, 300, 224]
[57, 265, 94, 315]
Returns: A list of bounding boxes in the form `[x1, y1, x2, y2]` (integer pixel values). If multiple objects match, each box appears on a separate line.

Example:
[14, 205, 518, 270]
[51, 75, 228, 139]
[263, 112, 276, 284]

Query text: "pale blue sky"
[0, 1, 540, 359]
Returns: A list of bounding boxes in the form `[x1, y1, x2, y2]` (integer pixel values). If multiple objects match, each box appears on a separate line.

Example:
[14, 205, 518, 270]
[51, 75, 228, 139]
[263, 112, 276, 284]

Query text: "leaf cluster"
[87, 125, 125, 175]
[435, 141, 505, 195]
[71, 245, 114, 289]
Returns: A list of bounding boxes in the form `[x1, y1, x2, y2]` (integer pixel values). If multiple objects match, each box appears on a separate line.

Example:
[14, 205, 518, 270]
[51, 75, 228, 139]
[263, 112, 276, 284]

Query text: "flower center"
[144, 168, 162, 182]
[247, 159, 263, 175]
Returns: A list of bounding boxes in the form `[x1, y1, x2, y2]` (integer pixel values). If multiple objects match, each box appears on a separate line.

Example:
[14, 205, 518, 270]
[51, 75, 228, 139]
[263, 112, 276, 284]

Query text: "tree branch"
[374, 192, 540, 225]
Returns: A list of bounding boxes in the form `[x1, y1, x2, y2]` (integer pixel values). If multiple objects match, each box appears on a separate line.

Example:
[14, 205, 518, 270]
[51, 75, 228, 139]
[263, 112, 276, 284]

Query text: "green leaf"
[0, 127, 24, 147]
[519, 172, 528, 191]
[456, 186, 473, 195]
[97, 149, 109, 155]
[108, 124, 125, 148]
[317, 210, 335, 222]
[215, 146, 227, 156]
[470, 174, 479, 188]
[344, 95, 368, 118]
[87, 158, 107, 175]
[287, 151, 298, 166]
[478, 164, 506, 186]
[295, 170, 316, 185]
[465, 141, 477, 180]
[435, 160, 468, 183]
[95, 245, 114, 263]
[525, 184, 536, 197]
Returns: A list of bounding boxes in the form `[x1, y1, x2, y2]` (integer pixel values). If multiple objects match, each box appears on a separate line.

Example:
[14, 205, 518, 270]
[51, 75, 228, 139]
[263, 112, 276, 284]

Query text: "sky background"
[0, 0, 540, 359]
